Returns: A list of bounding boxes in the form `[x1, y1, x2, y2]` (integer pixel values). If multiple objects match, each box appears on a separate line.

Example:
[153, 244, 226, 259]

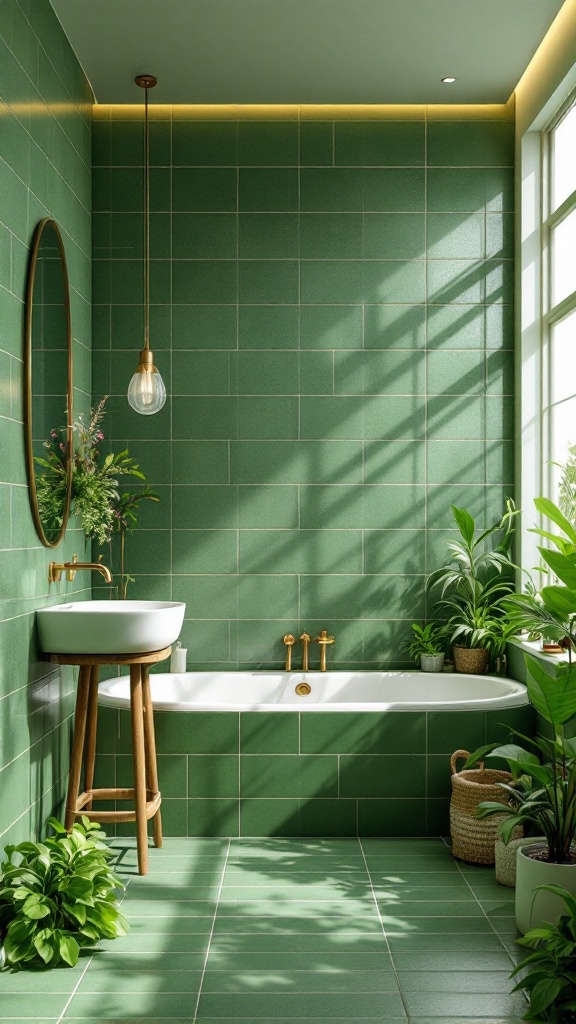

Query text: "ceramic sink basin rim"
[36, 600, 186, 656]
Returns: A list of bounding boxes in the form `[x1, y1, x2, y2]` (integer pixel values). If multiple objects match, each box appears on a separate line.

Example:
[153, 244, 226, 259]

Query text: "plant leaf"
[528, 976, 564, 1015]
[33, 929, 54, 964]
[538, 546, 576, 589]
[451, 505, 475, 546]
[540, 584, 576, 618]
[58, 933, 80, 967]
[534, 496, 576, 544]
[526, 656, 576, 726]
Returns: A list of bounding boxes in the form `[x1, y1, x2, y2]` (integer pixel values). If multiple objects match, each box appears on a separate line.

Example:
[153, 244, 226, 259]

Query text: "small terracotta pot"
[453, 646, 488, 674]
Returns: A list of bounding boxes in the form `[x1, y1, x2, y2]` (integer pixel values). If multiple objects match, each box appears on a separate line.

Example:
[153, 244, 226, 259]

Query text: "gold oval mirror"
[24, 218, 73, 547]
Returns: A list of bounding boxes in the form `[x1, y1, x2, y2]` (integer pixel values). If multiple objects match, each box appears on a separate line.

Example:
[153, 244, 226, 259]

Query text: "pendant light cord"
[144, 82, 150, 351]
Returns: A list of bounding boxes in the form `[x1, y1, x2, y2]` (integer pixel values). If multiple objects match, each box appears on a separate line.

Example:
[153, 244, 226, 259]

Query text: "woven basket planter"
[453, 647, 489, 674]
[450, 748, 520, 864]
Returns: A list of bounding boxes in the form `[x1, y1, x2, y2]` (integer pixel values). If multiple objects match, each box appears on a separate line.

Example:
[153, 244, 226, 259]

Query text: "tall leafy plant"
[512, 884, 576, 1022]
[0, 818, 128, 969]
[504, 498, 576, 656]
[427, 500, 519, 651]
[465, 656, 576, 863]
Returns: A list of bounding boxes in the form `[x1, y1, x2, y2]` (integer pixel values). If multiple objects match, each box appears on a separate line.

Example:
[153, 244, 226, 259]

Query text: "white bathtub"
[98, 670, 528, 713]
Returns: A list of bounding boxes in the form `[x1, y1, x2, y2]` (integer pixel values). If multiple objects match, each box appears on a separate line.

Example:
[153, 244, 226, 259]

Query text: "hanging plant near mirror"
[34, 396, 158, 597]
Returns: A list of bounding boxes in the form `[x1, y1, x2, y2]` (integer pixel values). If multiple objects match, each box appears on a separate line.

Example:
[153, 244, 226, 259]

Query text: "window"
[543, 100, 576, 500]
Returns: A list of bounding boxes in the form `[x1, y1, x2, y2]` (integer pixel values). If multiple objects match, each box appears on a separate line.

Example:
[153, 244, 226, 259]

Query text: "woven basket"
[450, 748, 519, 864]
[453, 647, 489, 674]
[495, 836, 543, 887]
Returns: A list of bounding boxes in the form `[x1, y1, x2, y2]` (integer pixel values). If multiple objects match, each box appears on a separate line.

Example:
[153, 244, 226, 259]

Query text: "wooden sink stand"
[48, 647, 171, 875]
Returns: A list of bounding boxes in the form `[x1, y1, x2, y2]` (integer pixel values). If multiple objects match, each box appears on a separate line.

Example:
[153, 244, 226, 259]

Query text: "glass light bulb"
[127, 366, 166, 415]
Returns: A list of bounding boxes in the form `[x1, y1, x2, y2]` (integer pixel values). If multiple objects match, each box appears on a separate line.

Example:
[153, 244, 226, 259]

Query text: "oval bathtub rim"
[97, 669, 530, 714]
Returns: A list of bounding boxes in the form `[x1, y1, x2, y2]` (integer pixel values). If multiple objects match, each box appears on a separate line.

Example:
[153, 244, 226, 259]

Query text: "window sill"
[508, 637, 572, 665]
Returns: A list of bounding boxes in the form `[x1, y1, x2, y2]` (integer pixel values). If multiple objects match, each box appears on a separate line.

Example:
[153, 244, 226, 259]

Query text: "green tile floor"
[0, 837, 528, 1022]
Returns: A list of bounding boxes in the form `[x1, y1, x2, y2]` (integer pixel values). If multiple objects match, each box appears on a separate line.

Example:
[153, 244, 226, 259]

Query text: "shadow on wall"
[92, 201, 514, 669]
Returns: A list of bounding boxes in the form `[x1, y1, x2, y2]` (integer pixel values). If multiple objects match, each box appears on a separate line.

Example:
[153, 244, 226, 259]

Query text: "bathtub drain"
[295, 682, 312, 696]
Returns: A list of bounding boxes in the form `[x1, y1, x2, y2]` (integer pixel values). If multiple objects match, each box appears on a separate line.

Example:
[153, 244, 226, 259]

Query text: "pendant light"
[127, 74, 167, 415]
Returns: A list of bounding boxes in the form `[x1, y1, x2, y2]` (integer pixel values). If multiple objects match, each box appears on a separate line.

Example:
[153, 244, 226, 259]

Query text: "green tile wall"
[0, 0, 92, 844]
[92, 109, 514, 672]
[97, 703, 534, 837]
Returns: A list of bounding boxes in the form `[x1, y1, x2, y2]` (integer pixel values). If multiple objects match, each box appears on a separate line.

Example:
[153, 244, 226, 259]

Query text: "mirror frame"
[24, 217, 74, 548]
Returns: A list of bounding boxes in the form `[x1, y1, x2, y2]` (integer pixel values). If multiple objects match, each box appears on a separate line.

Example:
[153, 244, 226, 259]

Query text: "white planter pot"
[420, 653, 444, 672]
[515, 843, 576, 933]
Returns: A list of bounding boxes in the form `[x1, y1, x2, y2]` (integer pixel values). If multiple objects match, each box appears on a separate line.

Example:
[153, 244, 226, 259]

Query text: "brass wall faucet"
[283, 634, 295, 670]
[281, 629, 335, 671]
[48, 553, 112, 584]
[315, 629, 335, 671]
[300, 632, 311, 671]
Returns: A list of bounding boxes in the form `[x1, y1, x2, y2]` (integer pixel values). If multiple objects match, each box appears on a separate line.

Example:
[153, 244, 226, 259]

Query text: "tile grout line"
[440, 837, 521, 972]
[192, 836, 232, 1023]
[56, 860, 135, 1022]
[358, 837, 410, 1023]
[55, 952, 94, 1022]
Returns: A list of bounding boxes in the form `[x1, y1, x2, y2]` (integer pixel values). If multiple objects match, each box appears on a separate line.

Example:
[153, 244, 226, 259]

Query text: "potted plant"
[427, 501, 519, 674]
[465, 652, 576, 932]
[403, 622, 446, 671]
[511, 884, 576, 1022]
[486, 496, 576, 932]
[0, 817, 128, 969]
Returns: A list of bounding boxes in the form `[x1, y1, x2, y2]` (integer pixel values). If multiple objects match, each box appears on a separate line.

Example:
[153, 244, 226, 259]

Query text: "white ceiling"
[51, 0, 565, 105]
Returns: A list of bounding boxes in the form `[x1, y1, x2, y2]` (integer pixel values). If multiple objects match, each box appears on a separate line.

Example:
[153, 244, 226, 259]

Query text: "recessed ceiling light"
[441, 76, 457, 83]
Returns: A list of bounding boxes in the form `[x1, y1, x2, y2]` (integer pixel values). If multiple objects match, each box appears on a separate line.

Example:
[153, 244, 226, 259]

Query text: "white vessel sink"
[36, 601, 186, 655]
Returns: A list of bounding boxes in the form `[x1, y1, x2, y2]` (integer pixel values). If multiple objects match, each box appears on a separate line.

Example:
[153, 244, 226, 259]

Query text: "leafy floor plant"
[0, 817, 128, 970]
[512, 884, 576, 1022]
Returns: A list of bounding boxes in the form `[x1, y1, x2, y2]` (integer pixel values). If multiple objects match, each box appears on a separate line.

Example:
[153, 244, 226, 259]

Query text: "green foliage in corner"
[512, 884, 576, 1022]
[427, 499, 519, 651]
[0, 817, 128, 970]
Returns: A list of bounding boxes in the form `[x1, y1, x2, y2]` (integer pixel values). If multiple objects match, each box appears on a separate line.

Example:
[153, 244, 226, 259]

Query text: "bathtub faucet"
[283, 630, 335, 671]
[283, 634, 295, 671]
[315, 629, 335, 671]
[300, 632, 311, 671]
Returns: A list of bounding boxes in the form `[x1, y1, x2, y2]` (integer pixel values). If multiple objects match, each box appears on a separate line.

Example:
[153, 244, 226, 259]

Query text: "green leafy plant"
[35, 397, 159, 597]
[465, 656, 576, 863]
[402, 622, 446, 661]
[0, 817, 128, 969]
[34, 428, 69, 537]
[36, 397, 158, 547]
[511, 884, 576, 1022]
[504, 498, 576, 656]
[556, 442, 576, 530]
[427, 500, 519, 652]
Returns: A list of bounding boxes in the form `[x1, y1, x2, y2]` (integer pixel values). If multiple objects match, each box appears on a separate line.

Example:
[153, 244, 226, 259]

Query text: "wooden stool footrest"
[70, 788, 162, 824]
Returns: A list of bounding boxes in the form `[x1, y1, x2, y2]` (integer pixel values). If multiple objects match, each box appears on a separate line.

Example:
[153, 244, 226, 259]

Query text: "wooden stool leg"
[83, 665, 100, 811]
[65, 665, 92, 830]
[130, 664, 149, 875]
[142, 666, 162, 849]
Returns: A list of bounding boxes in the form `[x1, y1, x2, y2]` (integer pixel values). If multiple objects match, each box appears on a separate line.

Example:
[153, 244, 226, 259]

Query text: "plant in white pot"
[427, 501, 519, 674]
[465, 654, 576, 933]
[402, 622, 446, 672]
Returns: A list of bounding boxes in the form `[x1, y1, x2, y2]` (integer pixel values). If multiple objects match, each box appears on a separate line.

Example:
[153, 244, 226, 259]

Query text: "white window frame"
[542, 96, 576, 497]
[518, 92, 576, 573]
